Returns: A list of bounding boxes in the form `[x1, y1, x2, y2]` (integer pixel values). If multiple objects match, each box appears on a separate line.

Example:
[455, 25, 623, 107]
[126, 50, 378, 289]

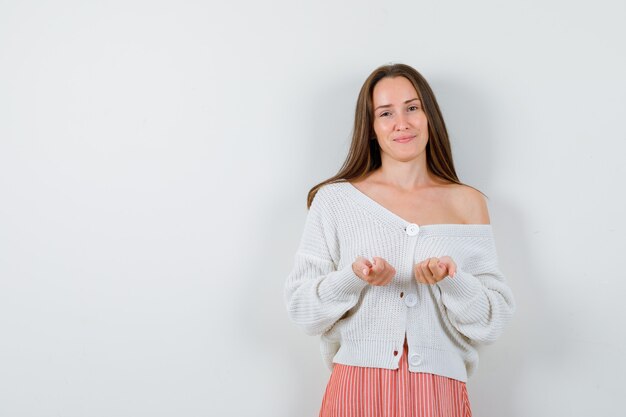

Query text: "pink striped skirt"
[319, 344, 472, 417]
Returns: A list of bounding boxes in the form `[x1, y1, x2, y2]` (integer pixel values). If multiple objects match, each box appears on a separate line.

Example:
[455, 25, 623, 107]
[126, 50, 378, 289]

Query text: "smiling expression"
[372, 76, 429, 164]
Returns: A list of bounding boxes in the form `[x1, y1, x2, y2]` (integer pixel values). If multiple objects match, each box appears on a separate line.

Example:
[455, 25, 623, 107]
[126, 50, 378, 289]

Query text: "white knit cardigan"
[284, 181, 515, 382]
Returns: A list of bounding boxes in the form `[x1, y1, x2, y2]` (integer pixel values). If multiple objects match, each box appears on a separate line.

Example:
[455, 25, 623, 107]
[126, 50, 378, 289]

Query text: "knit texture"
[284, 181, 515, 382]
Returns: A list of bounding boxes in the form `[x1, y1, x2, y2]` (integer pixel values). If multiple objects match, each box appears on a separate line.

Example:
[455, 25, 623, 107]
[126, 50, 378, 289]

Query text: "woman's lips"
[393, 135, 415, 143]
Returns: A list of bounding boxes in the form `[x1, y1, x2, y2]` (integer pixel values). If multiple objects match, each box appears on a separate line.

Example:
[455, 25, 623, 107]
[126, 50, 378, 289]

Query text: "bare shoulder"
[448, 183, 490, 225]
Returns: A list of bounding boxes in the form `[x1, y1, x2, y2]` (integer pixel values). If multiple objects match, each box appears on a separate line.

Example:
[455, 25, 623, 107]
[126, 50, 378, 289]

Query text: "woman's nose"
[395, 114, 409, 130]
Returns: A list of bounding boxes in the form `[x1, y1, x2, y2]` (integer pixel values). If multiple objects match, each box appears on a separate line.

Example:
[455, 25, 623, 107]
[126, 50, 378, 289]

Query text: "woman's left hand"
[414, 256, 457, 285]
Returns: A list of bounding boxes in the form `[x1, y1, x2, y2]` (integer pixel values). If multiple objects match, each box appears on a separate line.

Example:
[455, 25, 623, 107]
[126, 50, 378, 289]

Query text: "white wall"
[1, 0, 624, 416]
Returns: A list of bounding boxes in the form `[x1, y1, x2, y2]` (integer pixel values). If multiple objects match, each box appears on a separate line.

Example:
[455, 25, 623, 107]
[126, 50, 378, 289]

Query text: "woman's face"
[371, 76, 429, 164]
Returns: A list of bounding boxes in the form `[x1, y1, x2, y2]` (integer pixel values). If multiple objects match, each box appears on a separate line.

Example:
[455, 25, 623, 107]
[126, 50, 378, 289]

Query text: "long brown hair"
[307, 63, 469, 209]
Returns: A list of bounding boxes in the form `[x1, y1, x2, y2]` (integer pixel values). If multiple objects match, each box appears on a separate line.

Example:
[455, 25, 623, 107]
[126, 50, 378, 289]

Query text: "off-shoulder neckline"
[327, 181, 493, 237]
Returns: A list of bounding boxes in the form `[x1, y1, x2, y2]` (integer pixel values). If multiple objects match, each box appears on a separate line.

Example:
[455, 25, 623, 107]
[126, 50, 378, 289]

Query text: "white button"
[405, 224, 420, 236]
[404, 293, 417, 307]
[409, 353, 422, 366]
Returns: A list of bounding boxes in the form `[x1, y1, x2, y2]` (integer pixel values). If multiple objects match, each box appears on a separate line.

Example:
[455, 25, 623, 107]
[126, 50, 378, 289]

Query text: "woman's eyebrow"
[374, 98, 421, 112]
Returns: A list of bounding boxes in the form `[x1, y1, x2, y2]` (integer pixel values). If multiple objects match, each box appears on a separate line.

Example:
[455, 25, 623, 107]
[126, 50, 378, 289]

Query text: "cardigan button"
[405, 224, 420, 236]
[404, 293, 417, 307]
[409, 353, 422, 366]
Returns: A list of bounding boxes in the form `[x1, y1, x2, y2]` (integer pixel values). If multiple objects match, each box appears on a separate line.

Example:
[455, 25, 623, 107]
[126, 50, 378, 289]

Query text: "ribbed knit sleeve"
[435, 237, 515, 345]
[284, 190, 368, 336]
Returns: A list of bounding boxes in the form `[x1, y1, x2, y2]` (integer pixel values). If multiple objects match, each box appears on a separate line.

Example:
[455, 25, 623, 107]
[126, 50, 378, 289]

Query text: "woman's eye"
[379, 111, 391, 117]
[408, 105, 419, 111]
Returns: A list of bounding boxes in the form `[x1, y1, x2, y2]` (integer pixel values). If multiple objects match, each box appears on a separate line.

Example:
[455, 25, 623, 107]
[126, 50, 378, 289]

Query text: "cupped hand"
[414, 256, 457, 285]
[352, 256, 396, 286]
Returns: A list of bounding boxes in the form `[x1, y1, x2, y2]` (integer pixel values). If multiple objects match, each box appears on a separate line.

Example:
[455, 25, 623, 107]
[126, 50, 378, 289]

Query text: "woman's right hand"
[352, 256, 396, 286]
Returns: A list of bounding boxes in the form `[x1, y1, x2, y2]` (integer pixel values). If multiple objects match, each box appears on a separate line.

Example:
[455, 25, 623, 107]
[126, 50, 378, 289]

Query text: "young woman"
[285, 63, 515, 417]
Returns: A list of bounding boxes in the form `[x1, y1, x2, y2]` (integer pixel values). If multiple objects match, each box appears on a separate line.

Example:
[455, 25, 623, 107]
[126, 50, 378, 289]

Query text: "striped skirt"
[319, 344, 472, 417]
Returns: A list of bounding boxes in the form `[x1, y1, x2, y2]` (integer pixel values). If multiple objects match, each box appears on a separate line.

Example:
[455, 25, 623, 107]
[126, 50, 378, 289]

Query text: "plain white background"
[1, 0, 625, 416]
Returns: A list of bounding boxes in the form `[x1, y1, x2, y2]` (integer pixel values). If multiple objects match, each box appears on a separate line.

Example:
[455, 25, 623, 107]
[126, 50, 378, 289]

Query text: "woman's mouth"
[393, 135, 415, 143]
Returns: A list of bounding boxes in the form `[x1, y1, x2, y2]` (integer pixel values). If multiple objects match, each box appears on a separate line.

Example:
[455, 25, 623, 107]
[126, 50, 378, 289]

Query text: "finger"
[369, 257, 377, 273]
[429, 259, 444, 282]
[355, 256, 372, 268]
[428, 258, 445, 281]
[372, 257, 386, 273]
[440, 256, 456, 277]
[421, 263, 435, 285]
[420, 261, 432, 284]
[428, 258, 439, 275]
[356, 256, 373, 277]
[431, 263, 447, 282]
[414, 265, 426, 284]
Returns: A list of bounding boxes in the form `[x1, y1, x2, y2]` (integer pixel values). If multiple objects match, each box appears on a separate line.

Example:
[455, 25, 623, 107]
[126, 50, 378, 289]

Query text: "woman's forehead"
[372, 77, 420, 105]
